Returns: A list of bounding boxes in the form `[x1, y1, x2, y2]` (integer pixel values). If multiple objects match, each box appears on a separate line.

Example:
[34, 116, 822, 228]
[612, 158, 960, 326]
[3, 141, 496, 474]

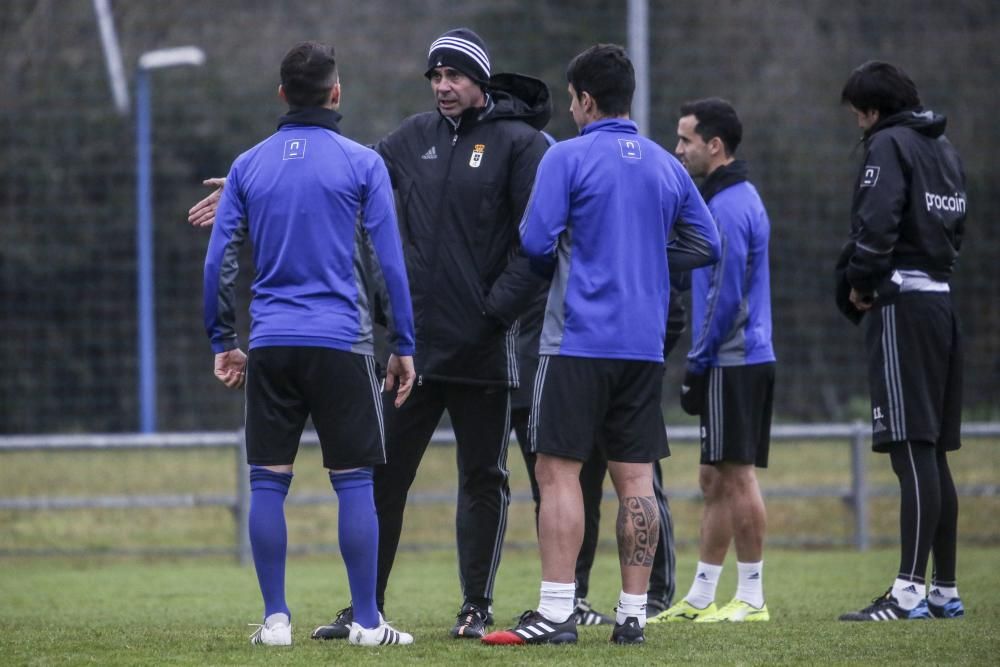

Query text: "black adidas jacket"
[374, 73, 551, 387]
[846, 109, 967, 296]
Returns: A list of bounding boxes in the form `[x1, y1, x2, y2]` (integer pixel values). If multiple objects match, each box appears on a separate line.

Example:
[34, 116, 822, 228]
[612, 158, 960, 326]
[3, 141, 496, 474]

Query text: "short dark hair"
[566, 44, 634, 117]
[678, 98, 742, 156]
[840, 60, 921, 117]
[280, 41, 338, 108]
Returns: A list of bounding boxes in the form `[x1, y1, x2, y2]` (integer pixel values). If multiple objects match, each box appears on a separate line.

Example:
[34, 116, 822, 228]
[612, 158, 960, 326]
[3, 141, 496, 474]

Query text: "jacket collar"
[580, 117, 637, 136]
[442, 92, 494, 132]
[277, 107, 343, 133]
[699, 159, 749, 202]
[864, 107, 946, 142]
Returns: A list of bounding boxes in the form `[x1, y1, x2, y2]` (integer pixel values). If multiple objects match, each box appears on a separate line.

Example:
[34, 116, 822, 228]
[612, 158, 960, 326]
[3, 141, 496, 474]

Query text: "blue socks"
[330, 468, 380, 629]
[248, 466, 380, 629]
[249, 466, 293, 620]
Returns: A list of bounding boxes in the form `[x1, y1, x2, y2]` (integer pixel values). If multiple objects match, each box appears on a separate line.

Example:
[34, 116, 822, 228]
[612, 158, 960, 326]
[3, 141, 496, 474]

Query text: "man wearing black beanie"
[344, 25, 551, 641]
[425, 27, 492, 84]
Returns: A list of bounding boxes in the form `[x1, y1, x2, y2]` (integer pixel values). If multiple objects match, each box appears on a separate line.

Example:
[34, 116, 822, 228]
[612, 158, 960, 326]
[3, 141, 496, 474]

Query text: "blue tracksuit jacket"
[687, 160, 775, 373]
[204, 108, 415, 356]
[519, 118, 720, 362]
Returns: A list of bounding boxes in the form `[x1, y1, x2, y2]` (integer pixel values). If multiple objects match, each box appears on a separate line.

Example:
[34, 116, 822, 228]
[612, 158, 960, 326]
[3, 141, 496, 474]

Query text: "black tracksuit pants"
[374, 380, 511, 610]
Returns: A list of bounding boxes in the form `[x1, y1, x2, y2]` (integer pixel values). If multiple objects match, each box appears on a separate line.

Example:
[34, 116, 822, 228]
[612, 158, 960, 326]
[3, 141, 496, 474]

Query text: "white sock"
[928, 585, 959, 604]
[735, 561, 764, 608]
[538, 581, 576, 623]
[892, 578, 926, 610]
[685, 561, 722, 609]
[265, 612, 289, 627]
[616, 591, 647, 627]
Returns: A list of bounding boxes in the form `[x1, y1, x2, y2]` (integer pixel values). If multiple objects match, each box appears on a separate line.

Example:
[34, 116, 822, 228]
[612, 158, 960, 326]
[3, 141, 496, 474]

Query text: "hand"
[214, 348, 247, 389]
[849, 287, 875, 312]
[188, 178, 225, 227]
[384, 354, 415, 407]
[680, 370, 706, 416]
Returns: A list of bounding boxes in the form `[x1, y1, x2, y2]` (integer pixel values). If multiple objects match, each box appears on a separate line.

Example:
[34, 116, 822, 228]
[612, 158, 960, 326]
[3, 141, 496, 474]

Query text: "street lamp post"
[135, 46, 205, 433]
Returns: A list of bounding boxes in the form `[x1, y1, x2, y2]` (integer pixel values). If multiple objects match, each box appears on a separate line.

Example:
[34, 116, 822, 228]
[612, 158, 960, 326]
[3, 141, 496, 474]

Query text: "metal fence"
[3, 1, 998, 435]
[3, 422, 997, 563]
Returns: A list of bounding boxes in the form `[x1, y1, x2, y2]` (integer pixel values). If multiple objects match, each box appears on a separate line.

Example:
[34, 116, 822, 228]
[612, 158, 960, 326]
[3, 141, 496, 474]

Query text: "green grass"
[1, 547, 999, 665]
[1, 439, 999, 663]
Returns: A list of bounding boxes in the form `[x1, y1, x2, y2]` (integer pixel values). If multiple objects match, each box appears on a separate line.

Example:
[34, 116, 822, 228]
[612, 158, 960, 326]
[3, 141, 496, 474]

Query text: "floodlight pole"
[627, 0, 650, 134]
[135, 46, 205, 433]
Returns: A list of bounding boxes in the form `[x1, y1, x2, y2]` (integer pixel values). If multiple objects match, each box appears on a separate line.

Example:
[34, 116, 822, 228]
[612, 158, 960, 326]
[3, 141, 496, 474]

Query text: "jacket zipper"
[424, 120, 461, 349]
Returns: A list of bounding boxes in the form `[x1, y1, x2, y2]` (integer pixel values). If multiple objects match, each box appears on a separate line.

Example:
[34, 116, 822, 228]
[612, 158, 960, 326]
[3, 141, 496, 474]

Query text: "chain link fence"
[1, 0, 997, 433]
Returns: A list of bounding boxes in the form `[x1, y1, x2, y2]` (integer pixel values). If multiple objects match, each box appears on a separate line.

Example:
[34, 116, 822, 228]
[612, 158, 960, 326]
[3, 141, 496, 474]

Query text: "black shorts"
[699, 362, 775, 467]
[244, 346, 386, 469]
[529, 355, 668, 463]
[864, 292, 962, 453]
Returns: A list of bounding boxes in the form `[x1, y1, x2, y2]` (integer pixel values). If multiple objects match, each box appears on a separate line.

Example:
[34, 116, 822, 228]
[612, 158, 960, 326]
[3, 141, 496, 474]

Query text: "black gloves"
[680, 370, 707, 416]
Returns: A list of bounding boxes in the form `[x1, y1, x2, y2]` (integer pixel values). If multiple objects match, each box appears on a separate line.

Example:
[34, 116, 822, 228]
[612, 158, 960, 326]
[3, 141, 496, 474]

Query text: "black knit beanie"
[424, 28, 491, 84]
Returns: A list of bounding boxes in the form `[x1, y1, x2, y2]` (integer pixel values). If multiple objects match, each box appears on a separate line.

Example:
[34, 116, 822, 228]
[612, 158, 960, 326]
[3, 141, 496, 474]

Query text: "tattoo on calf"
[616, 495, 659, 567]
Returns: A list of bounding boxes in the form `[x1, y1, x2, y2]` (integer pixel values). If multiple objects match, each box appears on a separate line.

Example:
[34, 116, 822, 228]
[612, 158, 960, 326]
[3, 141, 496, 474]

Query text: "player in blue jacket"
[203, 41, 416, 647]
[482, 44, 720, 647]
[662, 98, 776, 624]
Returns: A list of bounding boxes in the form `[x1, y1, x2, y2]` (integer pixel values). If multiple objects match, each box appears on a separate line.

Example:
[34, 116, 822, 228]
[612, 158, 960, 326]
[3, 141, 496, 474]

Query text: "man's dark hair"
[840, 60, 921, 117]
[566, 44, 634, 117]
[280, 41, 338, 108]
[678, 98, 742, 156]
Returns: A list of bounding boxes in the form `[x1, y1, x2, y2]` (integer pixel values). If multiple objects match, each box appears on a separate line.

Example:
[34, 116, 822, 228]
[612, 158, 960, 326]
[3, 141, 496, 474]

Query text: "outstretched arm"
[188, 177, 225, 227]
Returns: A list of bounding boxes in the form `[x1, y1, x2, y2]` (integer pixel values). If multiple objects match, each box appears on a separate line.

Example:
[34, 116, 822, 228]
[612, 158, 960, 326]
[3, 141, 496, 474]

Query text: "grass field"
[1, 438, 999, 664]
[1, 547, 999, 665]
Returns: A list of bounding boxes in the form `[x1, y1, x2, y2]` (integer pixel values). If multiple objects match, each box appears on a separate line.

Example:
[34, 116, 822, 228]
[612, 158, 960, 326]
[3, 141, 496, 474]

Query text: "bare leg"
[698, 464, 732, 565]
[535, 453, 584, 584]
[724, 463, 766, 563]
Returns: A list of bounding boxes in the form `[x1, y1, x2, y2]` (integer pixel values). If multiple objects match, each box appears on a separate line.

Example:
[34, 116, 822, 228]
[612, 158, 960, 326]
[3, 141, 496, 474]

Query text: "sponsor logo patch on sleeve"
[860, 165, 880, 187]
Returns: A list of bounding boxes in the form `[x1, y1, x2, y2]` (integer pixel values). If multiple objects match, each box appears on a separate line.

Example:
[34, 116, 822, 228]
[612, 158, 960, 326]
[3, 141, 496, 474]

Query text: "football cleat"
[696, 598, 770, 623]
[610, 616, 644, 644]
[839, 590, 931, 621]
[573, 598, 615, 626]
[647, 599, 718, 623]
[481, 610, 577, 645]
[311, 605, 353, 640]
[348, 619, 413, 646]
[451, 602, 489, 639]
[249, 613, 292, 646]
[927, 591, 965, 619]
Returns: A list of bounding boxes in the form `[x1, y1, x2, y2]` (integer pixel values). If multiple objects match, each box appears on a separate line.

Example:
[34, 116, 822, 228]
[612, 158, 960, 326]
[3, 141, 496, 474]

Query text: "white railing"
[2, 423, 998, 563]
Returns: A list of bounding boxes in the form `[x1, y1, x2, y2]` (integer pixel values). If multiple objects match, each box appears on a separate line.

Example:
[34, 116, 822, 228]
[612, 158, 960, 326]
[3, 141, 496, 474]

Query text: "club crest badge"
[469, 144, 485, 168]
[283, 138, 307, 160]
[618, 138, 641, 159]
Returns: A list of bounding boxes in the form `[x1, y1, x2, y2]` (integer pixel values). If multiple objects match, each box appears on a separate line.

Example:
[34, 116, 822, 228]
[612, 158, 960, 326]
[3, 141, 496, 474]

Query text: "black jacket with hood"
[374, 73, 551, 386]
[844, 108, 967, 297]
